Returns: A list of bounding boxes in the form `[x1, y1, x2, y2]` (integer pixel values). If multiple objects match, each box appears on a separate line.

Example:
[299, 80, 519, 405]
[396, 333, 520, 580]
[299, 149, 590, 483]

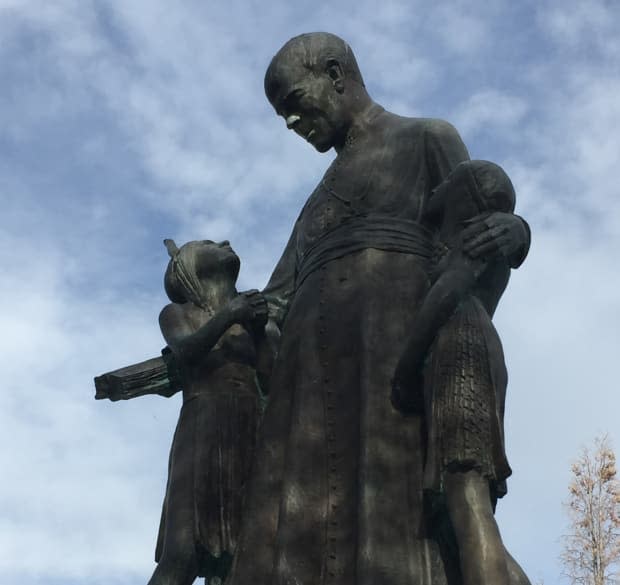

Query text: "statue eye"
[284, 89, 305, 109]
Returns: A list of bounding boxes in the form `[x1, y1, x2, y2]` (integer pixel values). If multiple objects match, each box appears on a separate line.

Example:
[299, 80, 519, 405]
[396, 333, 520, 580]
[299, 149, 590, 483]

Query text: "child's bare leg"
[444, 469, 510, 585]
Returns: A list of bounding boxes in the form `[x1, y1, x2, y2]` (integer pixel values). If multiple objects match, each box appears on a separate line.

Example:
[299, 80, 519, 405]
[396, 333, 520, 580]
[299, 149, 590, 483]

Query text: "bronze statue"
[393, 160, 522, 585]
[148, 239, 268, 585]
[94, 32, 535, 585]
[223, 33, 531, 585]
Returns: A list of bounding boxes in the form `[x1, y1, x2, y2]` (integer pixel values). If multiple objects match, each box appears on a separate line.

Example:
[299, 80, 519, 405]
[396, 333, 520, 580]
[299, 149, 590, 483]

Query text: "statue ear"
[164, 239, 179, 258]
[326, 59, 345, 93]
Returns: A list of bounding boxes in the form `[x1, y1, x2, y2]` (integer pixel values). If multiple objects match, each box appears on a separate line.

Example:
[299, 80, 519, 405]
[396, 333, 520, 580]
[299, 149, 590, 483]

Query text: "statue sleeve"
[262, 216, 300, 330]
[424, 118, 471, 188]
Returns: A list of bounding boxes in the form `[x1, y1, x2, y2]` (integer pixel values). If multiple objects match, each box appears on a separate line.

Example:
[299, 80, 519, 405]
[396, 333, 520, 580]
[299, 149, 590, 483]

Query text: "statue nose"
[286, 114, 301, 129]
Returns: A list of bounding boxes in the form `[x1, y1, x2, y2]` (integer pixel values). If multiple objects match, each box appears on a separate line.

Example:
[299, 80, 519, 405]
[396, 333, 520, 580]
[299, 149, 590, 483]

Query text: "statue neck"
[335, 100, 383, 154]
[194, 277, 237, 313]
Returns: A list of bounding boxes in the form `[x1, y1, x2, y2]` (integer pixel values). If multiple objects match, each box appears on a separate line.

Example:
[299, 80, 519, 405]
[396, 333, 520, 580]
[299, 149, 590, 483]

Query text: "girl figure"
[393, 160, 528, 585]
[149, 239, 269, 585]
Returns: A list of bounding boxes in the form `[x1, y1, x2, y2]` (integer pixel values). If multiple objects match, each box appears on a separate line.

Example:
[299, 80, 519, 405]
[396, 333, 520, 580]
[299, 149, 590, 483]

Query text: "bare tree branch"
[561, 434, 620, 585]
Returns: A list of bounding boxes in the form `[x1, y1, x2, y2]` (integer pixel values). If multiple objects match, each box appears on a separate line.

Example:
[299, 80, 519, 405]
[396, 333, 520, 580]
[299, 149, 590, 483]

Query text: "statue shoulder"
[159, 301, 184, 323]
[378, 112, 463, 146]
[378, 115, 470, 184]
[159, 302, 192, 340]
[419, 117, 470, 164]
[421, 117, 464, 143]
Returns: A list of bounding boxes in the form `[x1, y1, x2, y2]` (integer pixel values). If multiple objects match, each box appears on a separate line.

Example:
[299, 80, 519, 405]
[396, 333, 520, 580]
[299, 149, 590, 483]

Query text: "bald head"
[265, 32, 365, 106]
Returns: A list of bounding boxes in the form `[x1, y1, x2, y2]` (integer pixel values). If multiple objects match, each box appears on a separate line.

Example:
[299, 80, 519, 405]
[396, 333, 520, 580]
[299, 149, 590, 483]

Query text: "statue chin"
[313, 141, 332, 153]
[306, 131, 333, 153]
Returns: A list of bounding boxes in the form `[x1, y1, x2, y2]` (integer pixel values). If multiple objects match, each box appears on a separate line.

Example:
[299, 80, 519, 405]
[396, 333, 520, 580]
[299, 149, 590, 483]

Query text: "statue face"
[195, 240, 240, 281]
[271, 65, 347, 153]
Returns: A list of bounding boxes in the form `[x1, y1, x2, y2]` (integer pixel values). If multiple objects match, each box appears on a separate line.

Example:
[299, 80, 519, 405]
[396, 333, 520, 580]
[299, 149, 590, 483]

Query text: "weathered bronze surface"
[227, 33, 531, 585]
[96, 32, 532, 585]
[148, 239, 269, 585]
[94, 355, 177, 401]
[98, 240, 269, 584]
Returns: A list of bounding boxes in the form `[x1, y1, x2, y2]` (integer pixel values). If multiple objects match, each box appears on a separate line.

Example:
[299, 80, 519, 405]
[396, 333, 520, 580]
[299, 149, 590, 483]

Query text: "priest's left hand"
[461, 212, 528, 262]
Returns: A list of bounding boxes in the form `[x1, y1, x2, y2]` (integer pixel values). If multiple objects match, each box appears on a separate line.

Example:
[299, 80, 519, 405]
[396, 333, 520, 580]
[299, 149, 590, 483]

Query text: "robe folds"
[155, 339, 260, 580]
[227, 109, 520, 584]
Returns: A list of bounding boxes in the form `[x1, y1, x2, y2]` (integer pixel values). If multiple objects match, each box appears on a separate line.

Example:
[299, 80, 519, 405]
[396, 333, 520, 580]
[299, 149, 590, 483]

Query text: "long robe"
[155, 327, 259, 580]
[227, 108, 513, 584]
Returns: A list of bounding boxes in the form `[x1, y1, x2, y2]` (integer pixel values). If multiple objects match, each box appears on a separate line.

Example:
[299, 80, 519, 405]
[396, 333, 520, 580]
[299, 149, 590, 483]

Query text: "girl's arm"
[392, 251, 483, 413]
[160, 291, 267, 365]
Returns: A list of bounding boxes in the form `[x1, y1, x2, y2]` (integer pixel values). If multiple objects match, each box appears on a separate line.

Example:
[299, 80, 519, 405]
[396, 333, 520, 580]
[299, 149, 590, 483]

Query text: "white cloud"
[453, 89, 529, 138]
[539, 0, 620, 58]
[427, 2, 490, 55]
[0, 230, 174, 580]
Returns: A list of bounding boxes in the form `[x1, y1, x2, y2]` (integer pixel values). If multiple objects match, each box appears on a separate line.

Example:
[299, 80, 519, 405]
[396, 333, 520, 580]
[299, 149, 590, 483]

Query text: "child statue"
[148, 239, 271, 585]
[392, 160, 527, 585]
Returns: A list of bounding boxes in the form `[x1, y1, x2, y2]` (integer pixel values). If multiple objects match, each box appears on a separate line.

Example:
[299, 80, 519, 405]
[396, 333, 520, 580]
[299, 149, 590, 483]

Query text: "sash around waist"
[296, 215, 434, 287]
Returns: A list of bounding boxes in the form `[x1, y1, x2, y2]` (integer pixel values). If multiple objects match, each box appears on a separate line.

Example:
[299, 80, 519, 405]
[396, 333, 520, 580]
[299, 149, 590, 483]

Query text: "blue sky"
[1, 1, 619, 584]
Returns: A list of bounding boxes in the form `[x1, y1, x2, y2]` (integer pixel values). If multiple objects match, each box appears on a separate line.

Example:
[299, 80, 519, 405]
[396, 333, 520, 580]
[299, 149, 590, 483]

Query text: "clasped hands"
[228, 290, 269, 330]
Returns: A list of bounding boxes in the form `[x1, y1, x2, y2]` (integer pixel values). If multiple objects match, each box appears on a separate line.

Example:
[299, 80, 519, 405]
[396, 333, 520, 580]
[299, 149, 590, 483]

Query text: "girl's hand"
[228, 290, 268, 327]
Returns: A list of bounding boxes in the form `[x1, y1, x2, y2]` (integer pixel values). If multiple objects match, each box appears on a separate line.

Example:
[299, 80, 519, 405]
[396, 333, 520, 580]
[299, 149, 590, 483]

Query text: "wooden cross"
[94, 348, 181, 401]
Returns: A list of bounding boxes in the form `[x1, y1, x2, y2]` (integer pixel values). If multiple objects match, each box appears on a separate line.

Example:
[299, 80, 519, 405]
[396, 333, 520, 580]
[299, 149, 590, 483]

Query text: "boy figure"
[149, 239, 271, 585]
[393, 160, 527, 585]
